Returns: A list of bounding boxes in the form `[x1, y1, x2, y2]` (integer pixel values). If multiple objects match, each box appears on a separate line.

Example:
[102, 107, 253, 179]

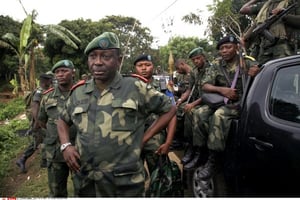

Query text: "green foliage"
[0, 97, 25, 121]
[207, 0, 251, 41]
[0, 119, 29, 179]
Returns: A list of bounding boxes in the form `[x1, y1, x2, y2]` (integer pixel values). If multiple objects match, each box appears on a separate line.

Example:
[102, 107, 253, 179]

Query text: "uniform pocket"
[113, 162, 144, 187]
[72, 104, 89, 133]
[111, 99, 138, 131]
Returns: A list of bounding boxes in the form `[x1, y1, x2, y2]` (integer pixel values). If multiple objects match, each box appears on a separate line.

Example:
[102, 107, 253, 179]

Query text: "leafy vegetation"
[0, 97, 74, 197]
[0, 97, 29, 180]
[0, 97, 25, 121]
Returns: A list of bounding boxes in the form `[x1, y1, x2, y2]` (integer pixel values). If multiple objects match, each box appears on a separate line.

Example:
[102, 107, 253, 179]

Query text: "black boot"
[181, 145, 194, 164]
[183, 146, 206, 170]
[16, 155, 27, 173]
[197, 150, 219, 180]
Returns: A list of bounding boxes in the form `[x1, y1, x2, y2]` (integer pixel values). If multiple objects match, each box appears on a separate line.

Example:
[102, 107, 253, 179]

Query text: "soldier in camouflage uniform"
[133, 54, 177, 195]
[195, 35, 260, 180]
[176, 47, 211, 170]
[174, 59, 191, 98]
[38, 60, 77, 197]
[240, 0, 300, 64]
[56, 32, 176, 197]
[16, 72, 53, 173]
[172, 59, 192, 150]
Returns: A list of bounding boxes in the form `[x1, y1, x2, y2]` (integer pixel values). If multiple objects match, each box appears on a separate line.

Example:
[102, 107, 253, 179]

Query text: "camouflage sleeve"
[32, 88, 42, 102]
[189, 70, 196, 89]
[201, 65, 218, 86]
[247, 2, 265, 15]
[59, 96, 73, 126]
[38, 94, 48, 123]
[135, 80, 172, 116]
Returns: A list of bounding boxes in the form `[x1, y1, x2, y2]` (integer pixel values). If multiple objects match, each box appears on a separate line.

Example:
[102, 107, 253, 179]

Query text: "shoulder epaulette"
[244, 55, 256, 61]
[43, 87, 54, 95]
[131, 74, 149, 83]
[71, 80, 86, 91]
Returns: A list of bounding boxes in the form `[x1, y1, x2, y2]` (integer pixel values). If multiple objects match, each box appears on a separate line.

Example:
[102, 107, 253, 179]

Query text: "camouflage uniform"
[39, 86, 77, 197]
[22, 87, 47, 161]
[175, 72, 190, 98]
[142, 78, 168, 176]
[248, 0, 300, 64]
[183, 62, 210, 146]
[60, 73, 172, 197]
[196, 55, 258, 151]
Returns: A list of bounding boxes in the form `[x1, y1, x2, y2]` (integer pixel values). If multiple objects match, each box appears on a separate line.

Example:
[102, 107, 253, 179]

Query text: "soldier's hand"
[248, 65, 260, 77]
[155, 143, 170, 155]
[63, 146, 81, 172]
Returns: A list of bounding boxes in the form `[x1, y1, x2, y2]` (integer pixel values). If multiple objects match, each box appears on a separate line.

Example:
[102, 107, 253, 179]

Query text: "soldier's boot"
[183, 146, 205, 170]
[16, 155, 27, 173]
[197, 150, 220, 180]
[181, 145, 194, 164]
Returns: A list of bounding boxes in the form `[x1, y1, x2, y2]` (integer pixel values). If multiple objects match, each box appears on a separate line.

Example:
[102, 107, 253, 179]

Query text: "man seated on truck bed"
[193, 35, 260, 180]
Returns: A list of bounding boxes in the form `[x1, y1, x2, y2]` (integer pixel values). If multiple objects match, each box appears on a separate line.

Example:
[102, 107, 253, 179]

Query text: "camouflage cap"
[217, 35, 239, 50]
[51, 59, 74, 73]
[188, 47, 205, 58]
[84, 32, 120, 55]
[134, 54, 152, 65]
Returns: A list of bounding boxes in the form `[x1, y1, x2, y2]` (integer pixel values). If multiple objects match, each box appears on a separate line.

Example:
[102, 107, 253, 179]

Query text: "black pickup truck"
[192, 55, 300, 197]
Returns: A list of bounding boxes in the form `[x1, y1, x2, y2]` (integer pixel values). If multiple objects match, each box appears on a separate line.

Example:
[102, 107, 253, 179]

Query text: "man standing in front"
[57, 32, 176, 197]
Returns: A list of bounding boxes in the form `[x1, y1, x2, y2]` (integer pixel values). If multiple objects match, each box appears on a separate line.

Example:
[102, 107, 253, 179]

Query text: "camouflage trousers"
[142, 131, 166, 175]
[23, 129, 46, 160]
[47, 161, 72, 197]
[181, 104, 202, 146]
[258, 40, 293, 64]
[72, 163, 145, 197]
[193, 105, 239, 151]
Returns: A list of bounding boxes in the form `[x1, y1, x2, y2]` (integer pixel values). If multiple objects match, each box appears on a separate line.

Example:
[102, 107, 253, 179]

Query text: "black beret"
[217, 35, 239, 50]
[188, 47, 205, 58]
[39, 71, 53, 79]
[133, 54, 152, 65]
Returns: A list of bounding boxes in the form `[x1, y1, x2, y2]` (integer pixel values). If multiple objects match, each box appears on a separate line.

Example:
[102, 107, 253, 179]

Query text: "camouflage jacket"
[60, 72, 173, 177]
[189, 61, 211, 102]
[201, 54, 258, 104]
[39, 85, 76, 162]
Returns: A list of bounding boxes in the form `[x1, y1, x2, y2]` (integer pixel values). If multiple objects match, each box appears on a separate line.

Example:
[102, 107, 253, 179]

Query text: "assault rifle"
[245, 2, 298, 45]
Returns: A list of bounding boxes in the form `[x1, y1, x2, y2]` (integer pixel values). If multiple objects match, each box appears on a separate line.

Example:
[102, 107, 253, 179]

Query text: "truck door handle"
[249, 137, 274, 151]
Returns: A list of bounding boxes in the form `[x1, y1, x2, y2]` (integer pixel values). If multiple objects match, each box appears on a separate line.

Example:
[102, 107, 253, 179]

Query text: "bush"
[0, 97, 25, 121]
[0, 98, 29, 179]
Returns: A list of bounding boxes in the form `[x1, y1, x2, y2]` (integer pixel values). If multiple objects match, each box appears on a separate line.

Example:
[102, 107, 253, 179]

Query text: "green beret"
[217, 35, 239, 50]
[188, 47, 205, 58]
[52, 59, 74, 73]
[84, 32, 120, 55]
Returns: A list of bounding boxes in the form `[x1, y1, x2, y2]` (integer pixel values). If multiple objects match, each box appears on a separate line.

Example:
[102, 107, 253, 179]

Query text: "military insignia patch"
[99, 38, 109, 49]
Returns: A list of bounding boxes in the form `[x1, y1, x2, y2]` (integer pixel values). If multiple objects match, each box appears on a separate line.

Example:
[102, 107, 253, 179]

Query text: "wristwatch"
[60, 142, 72, 152]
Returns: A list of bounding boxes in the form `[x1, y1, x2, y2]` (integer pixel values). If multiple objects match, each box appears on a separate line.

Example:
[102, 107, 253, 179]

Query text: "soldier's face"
[219, 43, 238, 61]
[135, 61, 154, 80]
[88, 49, 120, 83]
[54, 67, 74, 86]
[190, 55, 205, 69]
